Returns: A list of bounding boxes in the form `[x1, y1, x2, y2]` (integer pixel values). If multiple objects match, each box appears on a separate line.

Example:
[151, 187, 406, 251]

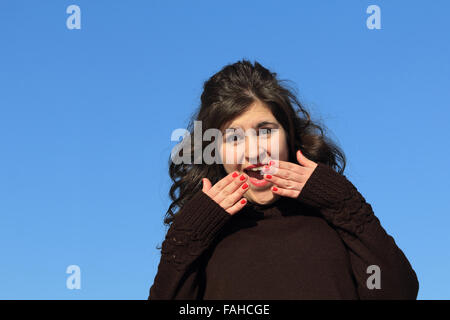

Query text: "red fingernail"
[240, 199, 247, 204]
[242, 183, 248, 189]
[240, 174, 246, 181]
[269, 160, 275, 166]
[232, 172, 238, 178]
[266, 174, 272, 179]
[272, 186, 278, 191]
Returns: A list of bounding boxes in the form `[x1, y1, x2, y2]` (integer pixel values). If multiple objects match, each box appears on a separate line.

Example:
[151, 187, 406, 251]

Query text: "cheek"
[279, 132, 289, 155]
[220, 142, 245, 166]
[220, 146, 233, 173]
[271, 131, 289, 161]
[267, 131, 289, 159]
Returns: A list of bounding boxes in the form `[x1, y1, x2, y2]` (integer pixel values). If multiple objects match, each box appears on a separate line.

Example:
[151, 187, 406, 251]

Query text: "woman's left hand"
[262, 150, 318, 198]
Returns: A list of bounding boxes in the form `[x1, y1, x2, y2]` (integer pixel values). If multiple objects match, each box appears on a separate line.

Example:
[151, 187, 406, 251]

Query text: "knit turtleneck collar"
[245, 198, 281, 211]
[237, 196, 298, 219]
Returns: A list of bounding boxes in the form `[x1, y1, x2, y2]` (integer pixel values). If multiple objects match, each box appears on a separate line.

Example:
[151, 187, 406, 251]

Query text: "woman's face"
[219, 101, 289, 205]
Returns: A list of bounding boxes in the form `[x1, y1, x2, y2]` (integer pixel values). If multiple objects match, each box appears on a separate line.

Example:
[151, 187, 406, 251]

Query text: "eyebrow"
[225, 121, 279, 132]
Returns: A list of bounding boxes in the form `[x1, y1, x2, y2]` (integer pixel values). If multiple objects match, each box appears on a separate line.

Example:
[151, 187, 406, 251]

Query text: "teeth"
[248, 166, 265, 171]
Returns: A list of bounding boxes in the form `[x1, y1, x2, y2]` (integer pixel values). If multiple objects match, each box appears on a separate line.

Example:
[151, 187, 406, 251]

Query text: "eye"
[259, 128, 272, 135]
[226, 133, 243, 143]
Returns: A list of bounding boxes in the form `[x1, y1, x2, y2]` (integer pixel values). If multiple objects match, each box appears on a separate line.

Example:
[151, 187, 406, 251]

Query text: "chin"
[248, 190, 278, 205]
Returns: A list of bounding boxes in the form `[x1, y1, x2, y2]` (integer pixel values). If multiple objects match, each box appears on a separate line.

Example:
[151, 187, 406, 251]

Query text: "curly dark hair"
[163, 59, 346, 230]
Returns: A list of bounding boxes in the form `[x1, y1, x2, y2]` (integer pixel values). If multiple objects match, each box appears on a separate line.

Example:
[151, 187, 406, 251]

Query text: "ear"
[202, 178, 212, 192]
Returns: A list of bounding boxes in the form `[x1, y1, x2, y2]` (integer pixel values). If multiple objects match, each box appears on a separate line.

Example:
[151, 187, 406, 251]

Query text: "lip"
[243, 163, 270, 188]
[244, 163, 266, 170]
[248, 177, 271, 188]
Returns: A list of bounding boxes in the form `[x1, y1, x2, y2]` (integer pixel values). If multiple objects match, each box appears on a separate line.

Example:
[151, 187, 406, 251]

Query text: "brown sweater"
[148, 163, 419, 299]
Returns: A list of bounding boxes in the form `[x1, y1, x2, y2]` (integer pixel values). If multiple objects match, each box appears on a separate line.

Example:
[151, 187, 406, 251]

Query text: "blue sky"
[0, 0, 449, 299]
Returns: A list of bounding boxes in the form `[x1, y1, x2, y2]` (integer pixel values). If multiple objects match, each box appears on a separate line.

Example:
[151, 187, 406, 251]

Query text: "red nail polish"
[242, 183, 248, 189]
[240, 175, 246, 181]
[240, 199, 247, 204]
[266, 174, 272, 179]
[272, 186, 278, 191]
[269, 160, 275, 166]
[232, 172, 238, 178]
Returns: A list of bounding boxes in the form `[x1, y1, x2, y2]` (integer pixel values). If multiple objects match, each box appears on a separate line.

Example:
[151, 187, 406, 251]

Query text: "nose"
[245, 134, 269, 165]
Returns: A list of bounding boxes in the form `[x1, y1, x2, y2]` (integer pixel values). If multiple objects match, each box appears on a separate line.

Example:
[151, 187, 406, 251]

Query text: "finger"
[263, 173, 302, 190]
[296, 150, 316, 168]
[226, 197, 248, 216]
[202, 178, 212, 193]
[271, 185, 300, 199]
[263, 166, 304, 184]
[219, 179, 249, 209]
[264, 159, 306, 176]
[208, 171, 239, 198]
[215, 173, 248, 205]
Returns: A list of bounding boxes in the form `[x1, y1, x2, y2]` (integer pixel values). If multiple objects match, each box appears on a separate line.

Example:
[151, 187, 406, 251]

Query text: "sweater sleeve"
[296, 162, 419, 299]
[148, 190, 232, 300]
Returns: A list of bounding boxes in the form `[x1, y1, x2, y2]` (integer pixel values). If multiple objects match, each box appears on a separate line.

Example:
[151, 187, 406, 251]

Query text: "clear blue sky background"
[1, 0, 449, 300]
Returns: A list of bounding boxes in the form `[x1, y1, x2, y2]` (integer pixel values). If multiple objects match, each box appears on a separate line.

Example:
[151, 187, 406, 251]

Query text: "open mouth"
[244, 166, 270, 189]
[244, 167, 264, 180]
[243, 165, 271, 187]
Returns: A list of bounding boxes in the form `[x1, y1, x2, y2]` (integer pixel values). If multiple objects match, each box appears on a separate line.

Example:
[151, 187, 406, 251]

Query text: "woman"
[148, 60, 419, 299]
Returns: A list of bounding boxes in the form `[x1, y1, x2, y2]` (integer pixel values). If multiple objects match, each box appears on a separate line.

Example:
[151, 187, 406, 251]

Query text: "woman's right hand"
[202, 171, 249, 215]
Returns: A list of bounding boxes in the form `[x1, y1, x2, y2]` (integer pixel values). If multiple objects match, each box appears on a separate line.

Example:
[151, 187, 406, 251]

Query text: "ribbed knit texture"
[149, 190, 232, 299]
[297, 162, 375, 236]
[148, 164, 419, 300]
[168, 190, 232, 243]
